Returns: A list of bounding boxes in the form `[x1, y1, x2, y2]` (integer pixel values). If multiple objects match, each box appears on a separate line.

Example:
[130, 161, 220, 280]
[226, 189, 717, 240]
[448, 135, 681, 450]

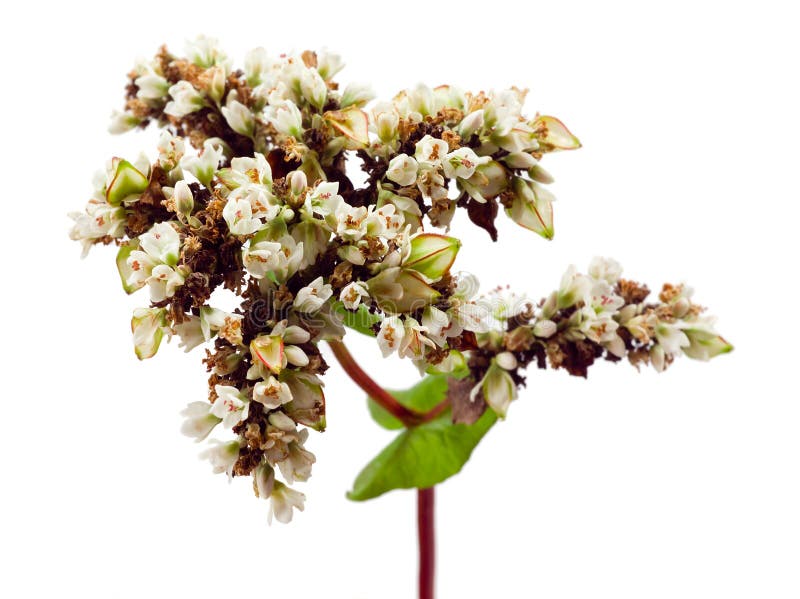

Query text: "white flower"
[340, 83, 374, 108]
[244, 47, 272, 87]
[442, 147, 481, 180]
[180, 140, 224, 188]
[139, 222, 180, 264]
[268, 482, 306, 524]
[471, 360, 518, 419]
[126, 223, 186, 302]
[253, 376, 293, 409]
[131, 307, 169, 360]
[588, 257, 623, 285]
[157, 131, 185, 171]
[69, 200, 126, 257]
[108, 110, 141, 134]
[254, 462, 275, 499]
[210, 385, 250, 429]
[223, 195, 263, 236]
[180, 401, 221, 442]
[277, 429, 315, 484]
[316, 50, 344, 80]
[199, 439, 240, 478]
[221, 99, 255, 137]
[557, 265, 592, 309]
[398, 318, 436, 360]
[340, 281, 370, 310]
[377, 316, 405, 357]
[386, 154, 419, 186]
[243, 234, 304, 282]
[414, 135, 449, 167]
[173, 180, 194, 217]
[458, 109, 485, 138]
[371, 102, 400, 142]
[148, 264, 186, 302]
[422, 306, 451, 346]
[185, 35, 229, 70]
[267, 100, 303, 138]
[164, 81, 205, 118]
[300, 68, 327, 110]
[293, 276, 333, 313]
[533, 319, 557, 338]
[135, 73, 169, 100]
[655, 322, 690, 356]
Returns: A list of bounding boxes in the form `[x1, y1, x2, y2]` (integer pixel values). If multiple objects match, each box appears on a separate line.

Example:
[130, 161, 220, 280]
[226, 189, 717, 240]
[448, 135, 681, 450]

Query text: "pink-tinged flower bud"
[508, 177, 554, 239]
[403, 233, 461, 281]
[105, 158, 149, 206]
[532, 115, 581, 151]
[250, 334, 285, 375]
[325, 107, 370, 149]
[531, 116, 581, 151]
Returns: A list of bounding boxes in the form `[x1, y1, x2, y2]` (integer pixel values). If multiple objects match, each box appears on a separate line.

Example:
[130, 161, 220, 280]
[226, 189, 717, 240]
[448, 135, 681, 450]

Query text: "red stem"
[418, 487, 436, 599]
[327, 340, 447, 426]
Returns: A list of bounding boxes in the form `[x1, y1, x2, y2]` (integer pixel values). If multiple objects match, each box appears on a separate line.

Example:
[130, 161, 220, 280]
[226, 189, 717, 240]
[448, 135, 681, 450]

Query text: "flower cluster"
[70, 38, 730, 523]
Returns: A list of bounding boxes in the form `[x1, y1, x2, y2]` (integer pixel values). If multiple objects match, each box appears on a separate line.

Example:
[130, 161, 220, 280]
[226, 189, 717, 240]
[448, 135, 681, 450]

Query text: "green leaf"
[367, 374, 450, 430]
[347, 408, 497, 501]
[332, 301, 381, 337]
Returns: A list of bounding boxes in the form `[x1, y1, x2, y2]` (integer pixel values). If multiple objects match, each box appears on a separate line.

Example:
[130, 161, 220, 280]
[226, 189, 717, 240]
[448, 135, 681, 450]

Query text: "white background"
[2, 1, 798, 597]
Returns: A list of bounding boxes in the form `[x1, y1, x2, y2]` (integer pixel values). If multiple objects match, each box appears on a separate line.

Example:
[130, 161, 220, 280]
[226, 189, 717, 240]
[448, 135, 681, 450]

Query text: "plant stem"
[418, 487, 436, 599]
[326, 340, 448, 426]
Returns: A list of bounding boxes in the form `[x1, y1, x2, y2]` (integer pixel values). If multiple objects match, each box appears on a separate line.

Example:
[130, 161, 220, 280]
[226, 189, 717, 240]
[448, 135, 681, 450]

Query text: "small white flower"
[386, 154, 419, 187]
[442, 147, 481, 180]
[148, 264, 186, 302]
[414, 135, 449, 167]
[471, 361, 518, 419]
[223, 196, 263, 236]
[422, 306, 451, 346]
[340, 281, 370, 310]
[69, 200, 126, 256]
[557, 265, 592, 309]
[398, 318, 436, 360]
[377, 316, 404, 357]
[139, 222, 180, 265]
[185, 35, 229, 70]
[340, 83, 375, 108]
[267, 100, 303, 138]
[253, 376, 293, 409]
[135, 73, 169, 100]
[164, 81, 206, 118]
[533, 319, 557, 338]
[221, 99, 255, 137]
[300, 68, 327, 110]
[458, 109, 485, 138]
[588, 257, 623, 285]
[244, 47, 272, 87]
[268, 481, 306, 524]
[180, 140, 224, 188]
[108, 110, 141, 134]
[131, 307, 169, 360]
[180, 401, 221, 442]
[254, 462, 275, 499]
[157, 131, 186, 171]
[199, 439, 240, 478]
[210, 385, 250, 429]
[293, 276, 333, 313]
[316, 50, 344, 80]
[277, 429, 315, 484]
[655, 322, 690, 356]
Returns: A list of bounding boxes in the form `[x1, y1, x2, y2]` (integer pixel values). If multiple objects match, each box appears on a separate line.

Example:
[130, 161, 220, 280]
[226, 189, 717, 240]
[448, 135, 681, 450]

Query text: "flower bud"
[458, 109, 484, 138]
[403, 233, 461, 281]
[682, 325, 733, 361]
[221, 99, 255, 138]
[340, 83, 375, 108]
[300, 68, 327, 110]
[105, 158, 149, 206]
[206, 66, 227, 105]
[367, 267, 440, 314]
[268, 100, 303, 138]
[528, 164, 554, 184]
[507, 177, 554, 239]
[251, 334, 285, 375]
[386, 154, 419, 187]
[135, 73, 169, 100]
[108, 110, 141, 134]
[472, 361, 517, 419]
[533, 319, 557, 338]
[533, 115, 581, 151]
[325, 107, 370, 149]
[164, 81, 206, 118]
[131, 307, 168, 360]
[173, 180, 194, 218]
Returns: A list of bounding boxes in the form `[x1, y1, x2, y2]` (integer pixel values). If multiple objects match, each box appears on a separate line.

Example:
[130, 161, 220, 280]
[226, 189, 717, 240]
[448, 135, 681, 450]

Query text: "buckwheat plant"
[70, 36, 732, 598]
